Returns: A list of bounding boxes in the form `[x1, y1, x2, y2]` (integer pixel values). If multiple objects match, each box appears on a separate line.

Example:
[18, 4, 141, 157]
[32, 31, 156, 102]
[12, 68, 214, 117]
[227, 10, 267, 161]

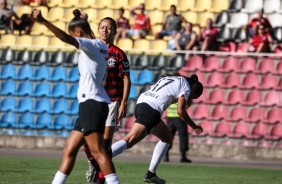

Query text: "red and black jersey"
[105, 44, 130, 101]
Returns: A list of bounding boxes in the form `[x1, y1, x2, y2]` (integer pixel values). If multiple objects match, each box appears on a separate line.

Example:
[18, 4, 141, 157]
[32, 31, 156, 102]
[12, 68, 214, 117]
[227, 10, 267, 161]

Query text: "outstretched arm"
[177, 96, 203, 135]
[32, 9, 79, 48]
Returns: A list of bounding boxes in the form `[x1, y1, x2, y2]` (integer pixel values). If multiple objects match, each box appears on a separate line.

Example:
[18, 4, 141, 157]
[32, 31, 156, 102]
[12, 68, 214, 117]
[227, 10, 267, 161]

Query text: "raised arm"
[177, 96, 203, 135]
[32, 9, 79, 48]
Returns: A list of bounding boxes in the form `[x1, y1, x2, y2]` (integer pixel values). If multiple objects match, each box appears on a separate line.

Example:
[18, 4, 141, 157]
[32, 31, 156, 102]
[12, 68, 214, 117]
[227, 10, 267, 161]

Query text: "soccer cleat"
[143, 171, 166, 184]
[180, 157, 192, 163]
[86, 160, 97, 183]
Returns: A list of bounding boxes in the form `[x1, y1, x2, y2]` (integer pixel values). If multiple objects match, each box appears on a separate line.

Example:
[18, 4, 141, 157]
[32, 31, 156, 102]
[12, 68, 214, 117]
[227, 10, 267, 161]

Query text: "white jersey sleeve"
[76, 38, 108, 61]
[137, 76, 190, 115]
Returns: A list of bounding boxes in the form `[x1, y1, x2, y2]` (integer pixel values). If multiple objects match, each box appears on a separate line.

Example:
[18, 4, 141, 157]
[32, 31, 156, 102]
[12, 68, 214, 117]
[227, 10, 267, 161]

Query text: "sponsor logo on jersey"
[123, 61, 129, 68]
[108, 57, 116, 67]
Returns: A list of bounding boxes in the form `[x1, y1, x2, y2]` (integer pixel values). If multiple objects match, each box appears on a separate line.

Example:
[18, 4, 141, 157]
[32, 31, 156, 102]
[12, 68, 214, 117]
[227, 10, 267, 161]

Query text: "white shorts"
[105, 101, 120, 127]
[127, 29, 146, 38]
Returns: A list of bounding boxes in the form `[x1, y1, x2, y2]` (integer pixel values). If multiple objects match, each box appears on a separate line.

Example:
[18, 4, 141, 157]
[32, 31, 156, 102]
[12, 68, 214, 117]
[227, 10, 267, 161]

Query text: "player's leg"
[52, 130, 84, 184]
[83, 100, 119, 184]
[164, 118, 177, 162]
[92, 126, 115, 184]
[143, 120, 172, 184]
[85, 101, 119, 184]
[112, 102, 158, 157]
[111, 122, 148, 157]
[84, 132, 120, 184]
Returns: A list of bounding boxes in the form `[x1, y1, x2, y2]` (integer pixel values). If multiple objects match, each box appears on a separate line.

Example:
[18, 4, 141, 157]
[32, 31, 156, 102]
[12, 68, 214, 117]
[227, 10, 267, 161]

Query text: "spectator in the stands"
[248, 24, 273, 53]
[175, 22, 197, 51]
[155, 5, 187, 40]
[243, 8, 272, 39]
[0, 0, 15, 33]
[0, 0, 33, 34]
[126, 3, 151, 39]
[198, 18, 218, 51]
[115, 7, 130, 43]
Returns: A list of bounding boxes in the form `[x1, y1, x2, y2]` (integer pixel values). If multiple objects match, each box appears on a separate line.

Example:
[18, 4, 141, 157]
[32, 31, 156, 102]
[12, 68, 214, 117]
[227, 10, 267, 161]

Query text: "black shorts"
[73, 99, 109, 135]
[135, 103, 161, 133]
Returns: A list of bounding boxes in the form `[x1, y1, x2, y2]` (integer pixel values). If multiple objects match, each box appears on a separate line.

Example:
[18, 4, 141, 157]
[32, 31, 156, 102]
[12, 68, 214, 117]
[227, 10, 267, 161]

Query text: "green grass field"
[0, 156, 280, 184]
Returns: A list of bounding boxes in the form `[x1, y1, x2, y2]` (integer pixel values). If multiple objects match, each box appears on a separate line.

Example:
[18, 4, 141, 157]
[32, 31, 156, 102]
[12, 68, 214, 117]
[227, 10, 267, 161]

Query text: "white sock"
[52, 171, 68, 184]
[111, 140, 127, 157]
[105, 173, 120, 184]
[149, 141, 170, 173]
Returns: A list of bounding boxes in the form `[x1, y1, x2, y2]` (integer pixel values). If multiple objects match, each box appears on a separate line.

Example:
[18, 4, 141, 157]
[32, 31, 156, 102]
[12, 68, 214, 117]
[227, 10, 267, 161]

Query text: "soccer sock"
[99, 171, 105, 179]
[149, 141, 170, 173]
[52, 171, 68, 184]
[111, 140, 127, 157]
[105, 173, 120, 184]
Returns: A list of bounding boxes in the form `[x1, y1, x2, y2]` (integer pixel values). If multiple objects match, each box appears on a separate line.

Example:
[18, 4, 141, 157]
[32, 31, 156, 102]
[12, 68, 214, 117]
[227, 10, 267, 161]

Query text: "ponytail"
[68, 9, 92, 36]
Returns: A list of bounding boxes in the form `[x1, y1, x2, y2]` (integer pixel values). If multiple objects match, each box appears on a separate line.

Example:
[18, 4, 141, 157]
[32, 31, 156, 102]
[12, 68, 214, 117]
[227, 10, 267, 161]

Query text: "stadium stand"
[65, 84, 78, 99]
[223, 89, 244, 105]
[18, 112, 34, 128]
[52, 114, 70, 130]
[205, 72, 223, 88]
[15, 81, 33, 96]
[221, 73, 241, 89]
[14, 64, 33, 80]
[209, 121, 231, 138]
[48, 83, 68, 98]
[228, 122, 250, 139]
[31, 98, 51, 114]
[1, 0, 282, 151]
[0, 96, 16, 112]
[31, 82, 50, 97]
[226, 106, 247, 123]
[207, 105, 228, 121]
[33, 113, 52, 129]
[205, 89, 225, 105]
[15, 97, 33, 113]
[0, 111, 16, 128]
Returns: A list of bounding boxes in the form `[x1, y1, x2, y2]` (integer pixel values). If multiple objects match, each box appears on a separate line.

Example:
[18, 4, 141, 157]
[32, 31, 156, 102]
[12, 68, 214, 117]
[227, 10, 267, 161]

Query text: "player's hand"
[117, 103, 126, 121]
[32, 9, 44, 23]
[81, 13, 88, 20]
[193, 125, 203, 135]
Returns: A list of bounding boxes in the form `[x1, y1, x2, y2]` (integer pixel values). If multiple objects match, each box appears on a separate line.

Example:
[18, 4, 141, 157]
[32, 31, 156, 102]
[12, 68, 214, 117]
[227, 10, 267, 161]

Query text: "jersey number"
[151, 78, 174, 92]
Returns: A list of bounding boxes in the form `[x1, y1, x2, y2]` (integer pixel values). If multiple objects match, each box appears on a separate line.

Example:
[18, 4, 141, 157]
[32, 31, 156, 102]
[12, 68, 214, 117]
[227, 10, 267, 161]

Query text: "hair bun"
[190, 74, 198, 81]
[73, 9, 81, 19]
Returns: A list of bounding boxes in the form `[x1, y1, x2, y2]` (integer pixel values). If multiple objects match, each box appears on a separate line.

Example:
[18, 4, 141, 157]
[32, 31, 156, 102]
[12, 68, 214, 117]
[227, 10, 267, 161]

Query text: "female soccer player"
[32, 9, 120, 184]
[83, 17, 131, 184]
[111, 73, 204, 184]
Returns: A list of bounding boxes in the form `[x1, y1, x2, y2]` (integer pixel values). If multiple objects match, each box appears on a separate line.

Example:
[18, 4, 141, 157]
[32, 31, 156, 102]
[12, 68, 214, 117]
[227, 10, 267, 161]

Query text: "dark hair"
[68, 9, 92, 35]
[98, 17, 117, 34]
[186, 74, 203, 99]
[170, 4, 176, 9]
[118, 7, 125, 13]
